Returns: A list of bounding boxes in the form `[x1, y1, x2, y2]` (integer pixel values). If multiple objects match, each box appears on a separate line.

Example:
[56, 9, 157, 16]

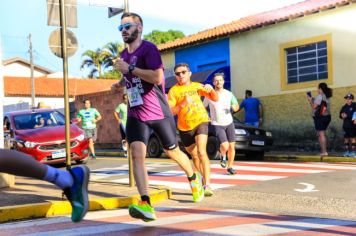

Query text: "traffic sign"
[48, 29, 78, 58]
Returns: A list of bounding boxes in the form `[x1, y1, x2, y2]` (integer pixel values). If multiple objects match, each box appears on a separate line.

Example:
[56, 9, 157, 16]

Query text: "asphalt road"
[87, 156, 356, 220]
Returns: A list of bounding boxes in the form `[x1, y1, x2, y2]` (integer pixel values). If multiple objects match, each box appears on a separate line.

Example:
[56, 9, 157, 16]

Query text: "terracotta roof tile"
[158, 0, 353, 51]
[4, 76, 118, 97]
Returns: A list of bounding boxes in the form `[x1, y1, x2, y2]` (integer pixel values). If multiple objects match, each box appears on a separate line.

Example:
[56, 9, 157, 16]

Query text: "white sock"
[43, 166, 74, 190]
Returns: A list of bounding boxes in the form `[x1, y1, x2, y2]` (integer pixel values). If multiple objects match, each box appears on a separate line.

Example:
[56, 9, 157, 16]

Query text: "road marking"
[1, 207, 355, 236]
[294, 182, 319, 192]
[90, 162, 356, 190]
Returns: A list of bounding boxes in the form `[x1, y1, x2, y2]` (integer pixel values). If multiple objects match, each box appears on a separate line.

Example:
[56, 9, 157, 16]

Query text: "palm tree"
[102, 42, 125, 69]
[80, 48, 105, 78]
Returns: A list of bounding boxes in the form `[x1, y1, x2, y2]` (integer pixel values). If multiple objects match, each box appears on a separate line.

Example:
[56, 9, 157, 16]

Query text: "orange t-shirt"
[168, 82, 218, 131]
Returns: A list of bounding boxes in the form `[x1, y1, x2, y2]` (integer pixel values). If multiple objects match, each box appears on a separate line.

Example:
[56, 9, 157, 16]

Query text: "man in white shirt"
[204, 73, 239, 174]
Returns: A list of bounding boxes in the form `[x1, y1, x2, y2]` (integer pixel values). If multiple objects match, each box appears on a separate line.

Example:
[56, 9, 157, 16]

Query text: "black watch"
[128, 64, 135, 74]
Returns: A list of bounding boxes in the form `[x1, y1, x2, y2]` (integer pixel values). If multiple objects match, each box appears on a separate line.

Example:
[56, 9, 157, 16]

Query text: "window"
[280, 34, 332, 90]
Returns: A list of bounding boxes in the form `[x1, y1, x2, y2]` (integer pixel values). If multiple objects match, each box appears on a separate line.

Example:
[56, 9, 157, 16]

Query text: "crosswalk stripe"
[2, 207, 355, 236]
[90, 162, 356, 190]
[245, 162, 356, 170]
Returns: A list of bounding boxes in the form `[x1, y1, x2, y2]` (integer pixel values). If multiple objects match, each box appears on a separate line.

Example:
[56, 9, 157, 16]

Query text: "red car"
[3, 109, 89, 164]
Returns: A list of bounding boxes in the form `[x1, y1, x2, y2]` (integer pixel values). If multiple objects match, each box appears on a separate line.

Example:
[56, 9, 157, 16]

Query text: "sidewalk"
[0, 173, 171, 223]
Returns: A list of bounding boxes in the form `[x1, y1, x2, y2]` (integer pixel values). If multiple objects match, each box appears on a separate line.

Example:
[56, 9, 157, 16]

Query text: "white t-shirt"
[352, 111, 356, 121]
[204, 89, 238, 126]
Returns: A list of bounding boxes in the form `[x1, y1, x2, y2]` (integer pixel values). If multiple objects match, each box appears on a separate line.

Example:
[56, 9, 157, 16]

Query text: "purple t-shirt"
[121, 40, 172, 121]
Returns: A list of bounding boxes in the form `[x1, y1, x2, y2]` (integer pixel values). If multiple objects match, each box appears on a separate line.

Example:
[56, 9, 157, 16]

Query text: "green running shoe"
[189, 172, 204, 202]
[204, 185, 214, 197]
[129, 201, 157, 222]
[63, 165, 90, 222]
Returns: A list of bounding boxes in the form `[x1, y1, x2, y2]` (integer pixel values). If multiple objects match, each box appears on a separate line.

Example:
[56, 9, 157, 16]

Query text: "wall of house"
[75, 88, 125, 148]
[175, 38, 230, 73]
[230, 5, 356, 151]
[229, 4, 356, 97]
[161, 51, 175, 70]
[3, 97, 74, 111]
[4, 63, 47, 77]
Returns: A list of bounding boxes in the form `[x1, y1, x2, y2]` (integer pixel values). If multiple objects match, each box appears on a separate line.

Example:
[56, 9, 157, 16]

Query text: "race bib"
[127, 86, 143, 107]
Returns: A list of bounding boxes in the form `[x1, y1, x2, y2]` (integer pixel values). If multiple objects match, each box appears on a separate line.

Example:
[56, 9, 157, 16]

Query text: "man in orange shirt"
[168, 63, 218, 196]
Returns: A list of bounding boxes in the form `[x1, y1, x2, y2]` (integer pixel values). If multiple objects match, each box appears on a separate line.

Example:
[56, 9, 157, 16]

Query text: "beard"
[123, 29, 139, 44]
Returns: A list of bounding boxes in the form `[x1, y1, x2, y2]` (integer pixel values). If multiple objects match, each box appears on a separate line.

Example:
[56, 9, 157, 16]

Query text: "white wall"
[3, 97, 67, 110]
[4, 63, 47, 77]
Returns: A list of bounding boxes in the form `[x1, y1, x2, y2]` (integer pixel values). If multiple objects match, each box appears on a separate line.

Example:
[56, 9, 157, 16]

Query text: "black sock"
[188, 173, 196, 181]
[141, 195, 151, 205]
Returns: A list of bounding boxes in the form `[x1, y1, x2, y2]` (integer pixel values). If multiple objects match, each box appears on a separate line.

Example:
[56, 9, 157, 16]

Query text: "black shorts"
[179, 122, 209, 147]
[119, 123, 126, 140]
[343, 127, 356, 138]
[313, 115, 331, 131]
[213, 122, 235, 143]
[126, 116, 178, 150]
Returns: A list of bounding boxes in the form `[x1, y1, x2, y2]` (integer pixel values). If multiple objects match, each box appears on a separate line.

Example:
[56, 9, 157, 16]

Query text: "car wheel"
[147, 135, 163, 158]
[207, 136, 220, 160]
[245, 151, 265, 160]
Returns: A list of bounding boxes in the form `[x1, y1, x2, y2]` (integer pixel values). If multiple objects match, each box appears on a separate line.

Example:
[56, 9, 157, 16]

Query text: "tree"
[144, 30, 185, 45]
[102, 41, 124, 70]
[80, 48, 105, 78]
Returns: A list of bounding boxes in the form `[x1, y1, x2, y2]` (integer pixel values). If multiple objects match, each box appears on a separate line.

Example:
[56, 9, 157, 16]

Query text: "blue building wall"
[174, 38, 231, 89]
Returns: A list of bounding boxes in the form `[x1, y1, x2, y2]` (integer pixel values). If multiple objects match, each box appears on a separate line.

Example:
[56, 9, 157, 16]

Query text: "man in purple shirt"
[114, 12, 204, 222]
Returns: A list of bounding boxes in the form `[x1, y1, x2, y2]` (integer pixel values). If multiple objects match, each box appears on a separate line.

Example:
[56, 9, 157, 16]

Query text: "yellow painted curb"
[0, 188, 171, 223]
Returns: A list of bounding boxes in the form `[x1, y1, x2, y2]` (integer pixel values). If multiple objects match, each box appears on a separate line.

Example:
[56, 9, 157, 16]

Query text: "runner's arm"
[198, 84, 218, 102]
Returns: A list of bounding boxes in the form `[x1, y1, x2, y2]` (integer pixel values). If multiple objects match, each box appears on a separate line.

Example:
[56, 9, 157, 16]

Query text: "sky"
[0, 0, 303, 78]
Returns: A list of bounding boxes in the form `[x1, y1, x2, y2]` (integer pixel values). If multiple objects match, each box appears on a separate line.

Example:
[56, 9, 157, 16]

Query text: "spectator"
[339, 93, 356, 157]
[238, 90, 263, 127]
[114, 94, 128, 156]
[307, 82, 332, 156]
[34, 117, 45, 128]
[76, 99, 102, 159]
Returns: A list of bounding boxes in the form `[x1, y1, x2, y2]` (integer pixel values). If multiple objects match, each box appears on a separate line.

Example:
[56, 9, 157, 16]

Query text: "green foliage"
[144, 30, 185, 45]
[81, 29, 185, 78]
[81, 42, 124, 79]
[101, 70, 122, 80]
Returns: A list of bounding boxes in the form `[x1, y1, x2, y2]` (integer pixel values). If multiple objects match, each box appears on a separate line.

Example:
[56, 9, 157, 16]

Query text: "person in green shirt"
[77, 99, 102, 159]
[114, 94, 128, 156]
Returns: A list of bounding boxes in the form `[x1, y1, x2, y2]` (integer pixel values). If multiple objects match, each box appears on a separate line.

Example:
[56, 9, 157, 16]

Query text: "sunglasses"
[118, 23, 138, 32]
[175, 70, 188, 76]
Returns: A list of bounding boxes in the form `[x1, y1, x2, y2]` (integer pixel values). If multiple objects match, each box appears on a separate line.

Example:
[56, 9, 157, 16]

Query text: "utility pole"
[124, 0, 128, 12]
[28, 34, 35, 108]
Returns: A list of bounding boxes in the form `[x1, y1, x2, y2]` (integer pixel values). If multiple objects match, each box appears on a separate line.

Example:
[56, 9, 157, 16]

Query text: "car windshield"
[13, 111, 65, 130]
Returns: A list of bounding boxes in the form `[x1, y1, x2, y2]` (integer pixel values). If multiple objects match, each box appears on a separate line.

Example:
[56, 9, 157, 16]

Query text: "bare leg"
[227, 142, 235, 168]
[219, 141, 229, 158]
[88, 138, 95, 155]
[195, 134, 211, 185]
[165, 147, 194, 177]
[185, 145, 202, 173]
[130, 141, 149, 196]
[318, 131, 328, 155]
[0, 149, 46, 179]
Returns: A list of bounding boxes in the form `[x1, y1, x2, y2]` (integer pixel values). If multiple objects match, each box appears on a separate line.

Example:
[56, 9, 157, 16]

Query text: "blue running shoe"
[63, 165, 90, 222]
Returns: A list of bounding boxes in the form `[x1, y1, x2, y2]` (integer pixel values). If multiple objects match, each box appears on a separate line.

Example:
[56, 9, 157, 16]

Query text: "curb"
[0, 188, 172, 223]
